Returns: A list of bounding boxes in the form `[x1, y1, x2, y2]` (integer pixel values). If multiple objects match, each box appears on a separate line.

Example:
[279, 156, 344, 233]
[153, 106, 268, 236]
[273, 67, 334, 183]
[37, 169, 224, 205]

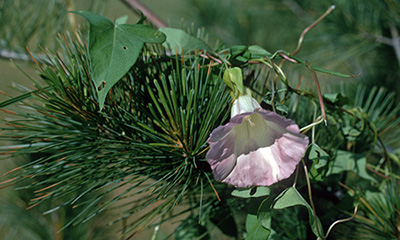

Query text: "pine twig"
[362, 32, 393, 46]
[361, 23, 400, 66]
[0, 48, 34, 62]
[121, 0, 167, 28]
[0, 48, 48, 63]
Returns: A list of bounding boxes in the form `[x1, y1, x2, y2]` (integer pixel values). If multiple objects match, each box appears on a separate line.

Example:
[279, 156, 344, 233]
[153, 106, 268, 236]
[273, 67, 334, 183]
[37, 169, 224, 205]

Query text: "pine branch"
[0, 48, 48, 63]
[121, 0, 167, 28]
[362, 32, 393, 46]
[0, 31, 231, 237]
[360, 23, 400, 66]
[0, 48, 32, 61]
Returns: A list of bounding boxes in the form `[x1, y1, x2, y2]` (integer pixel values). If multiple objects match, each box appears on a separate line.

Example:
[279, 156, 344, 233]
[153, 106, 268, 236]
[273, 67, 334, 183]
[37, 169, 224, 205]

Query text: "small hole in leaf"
[250, 187, 257, 196]
[122, 46, 127, 50]
[97, 81, 106, 91]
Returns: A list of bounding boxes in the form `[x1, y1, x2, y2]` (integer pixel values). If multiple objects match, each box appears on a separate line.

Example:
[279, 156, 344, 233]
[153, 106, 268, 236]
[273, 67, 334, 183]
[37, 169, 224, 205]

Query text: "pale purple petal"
[206, 130, 236, 181]
[206, 108, 309, 188]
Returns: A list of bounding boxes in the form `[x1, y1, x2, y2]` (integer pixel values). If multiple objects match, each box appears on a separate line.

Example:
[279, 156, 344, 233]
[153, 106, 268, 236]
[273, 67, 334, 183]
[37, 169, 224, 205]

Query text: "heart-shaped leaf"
[328, 150, 376, 182]
[72, 11, 166, 109]
[258, 187, 324, 239]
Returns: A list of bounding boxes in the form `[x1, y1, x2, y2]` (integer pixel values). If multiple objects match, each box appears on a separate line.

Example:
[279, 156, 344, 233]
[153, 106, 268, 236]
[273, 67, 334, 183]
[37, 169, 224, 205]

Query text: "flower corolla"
[206, 95, 309, 188]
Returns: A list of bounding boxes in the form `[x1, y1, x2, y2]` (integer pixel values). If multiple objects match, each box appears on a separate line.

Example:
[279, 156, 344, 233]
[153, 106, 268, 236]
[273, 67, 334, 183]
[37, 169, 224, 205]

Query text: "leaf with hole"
[232, 186, 271, 198]
[72, 11, 166, 109]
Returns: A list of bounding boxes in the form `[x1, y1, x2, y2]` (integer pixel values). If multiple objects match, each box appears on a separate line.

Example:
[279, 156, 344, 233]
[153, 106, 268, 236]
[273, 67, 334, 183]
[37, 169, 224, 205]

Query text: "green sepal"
[223, 67, 245, 97]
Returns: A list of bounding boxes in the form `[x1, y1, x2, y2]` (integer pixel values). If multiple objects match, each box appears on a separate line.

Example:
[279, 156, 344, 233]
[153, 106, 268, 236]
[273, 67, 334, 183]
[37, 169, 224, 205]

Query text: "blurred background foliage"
[0, 0, 399, 239]
[3, 0, 400, 100]
[190, 0, 400, 100]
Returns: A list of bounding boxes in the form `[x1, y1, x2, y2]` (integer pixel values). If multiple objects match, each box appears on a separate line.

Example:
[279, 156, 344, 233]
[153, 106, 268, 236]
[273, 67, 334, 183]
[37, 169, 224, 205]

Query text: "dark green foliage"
[174, 215, 210, 240]
[209, 200, 238, 238]
[1, 3, 400, 239]
[330, 179, 400, 240]
[269, 207, 309, 240]
[0, 0, 106, 54]
[190, 0, 400, 101]
[0, 181, 114, 240]
[0, 32, 231, 237]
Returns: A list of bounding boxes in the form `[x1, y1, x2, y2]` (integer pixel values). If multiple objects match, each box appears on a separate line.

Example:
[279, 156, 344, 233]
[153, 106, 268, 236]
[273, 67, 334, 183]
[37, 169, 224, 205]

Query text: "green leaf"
[230, 45, 248, 58]
[245, 214, 271, 240]
[308, 144, 329, 170]
[115, 15, 128, 25]
[258, 187, 324, 238]
[257, 194, 274, 235]
[72, 11, 166, 109]
[328, 150, 376, 182]
[159, 27, 211, 54]
[308, 144, 330, 181]
[324, 93, 351, 106]
[232, 187, 271, 198]
[248, 45, 272, 59]
[273, 102, 289, 115]
[229, 45, 251, 65]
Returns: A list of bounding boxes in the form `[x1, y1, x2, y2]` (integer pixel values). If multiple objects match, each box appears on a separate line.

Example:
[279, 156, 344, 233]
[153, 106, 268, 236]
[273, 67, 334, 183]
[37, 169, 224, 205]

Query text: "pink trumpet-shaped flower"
[206, 97, 308, 188]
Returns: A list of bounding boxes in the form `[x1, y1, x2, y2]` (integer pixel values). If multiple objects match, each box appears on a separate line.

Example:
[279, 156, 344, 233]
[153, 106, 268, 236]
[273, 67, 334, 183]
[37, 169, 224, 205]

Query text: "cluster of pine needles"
[0, 33, 233, 238]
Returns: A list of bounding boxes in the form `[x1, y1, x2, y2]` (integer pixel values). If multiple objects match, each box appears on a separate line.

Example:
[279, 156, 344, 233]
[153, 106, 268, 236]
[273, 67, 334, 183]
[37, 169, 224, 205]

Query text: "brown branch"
[305, 60, 327, 124]
[0, 48, 34, 62]
[389, 22, 400, 66]
[362, 23, 400, 66]
[0, 48, 48, 63]
[361, 32, 393, 46]
[121, 0, 167, 28]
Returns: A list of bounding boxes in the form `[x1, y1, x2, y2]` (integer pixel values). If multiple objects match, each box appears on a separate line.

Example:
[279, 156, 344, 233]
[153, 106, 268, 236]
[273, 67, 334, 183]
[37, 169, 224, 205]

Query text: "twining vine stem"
[301, 157, 323, 238]
[292, 5, 336, 56]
